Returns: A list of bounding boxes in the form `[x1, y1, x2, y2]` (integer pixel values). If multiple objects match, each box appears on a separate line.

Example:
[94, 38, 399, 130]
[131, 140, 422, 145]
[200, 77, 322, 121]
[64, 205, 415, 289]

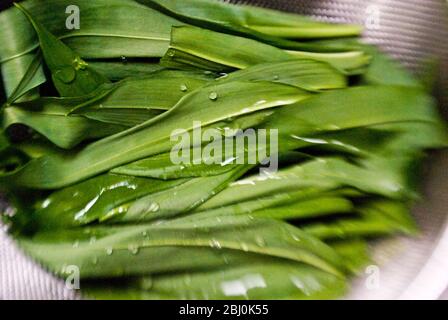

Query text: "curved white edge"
[399, 218, 448, 300]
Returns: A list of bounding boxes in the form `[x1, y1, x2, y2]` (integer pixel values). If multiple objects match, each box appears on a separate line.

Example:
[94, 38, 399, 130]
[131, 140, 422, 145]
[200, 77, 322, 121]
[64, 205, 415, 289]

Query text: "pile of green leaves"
[0, 0, 446, 300]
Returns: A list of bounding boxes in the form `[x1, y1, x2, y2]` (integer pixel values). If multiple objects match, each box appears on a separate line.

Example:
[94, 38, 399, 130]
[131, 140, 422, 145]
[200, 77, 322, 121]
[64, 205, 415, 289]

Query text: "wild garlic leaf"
[111, 112, 276, 180]
[213, 60, 347, 91]
[80, 108, 163, 128]
[0, 0, 177, 61]
[118, 165, 251, 223]
[5, 51, 44, 104]
[3, 70, 214, 147]
[0, 0, 181, 96]
[221, 195, 355, 221]
[331, 240, 371, 275]
[22, 164, 251, 230]
[2, 105, 126, 149]
[2, 81, 308, 189]
[162, 26, 293, 70]
[302, 200, 418, 240]
[70, 70, 212, 114]
[139, 0, 361, 38]
[195, 156, 414, 214]
[189, 189, 357, 223]
[111, 147, 241, 179]
[137, 0, 360, 52]
[88, 61, 165, 81]
[162, 26, 370, 75]
[83, 261, 347, 300]
[15, 3, 110, 97]
[19, 215, 345, 278]
[26, 173, 187, 232]
[361, 45, 422, 87]
[266, 86, 442, 140]
[0, 53, 43, 101]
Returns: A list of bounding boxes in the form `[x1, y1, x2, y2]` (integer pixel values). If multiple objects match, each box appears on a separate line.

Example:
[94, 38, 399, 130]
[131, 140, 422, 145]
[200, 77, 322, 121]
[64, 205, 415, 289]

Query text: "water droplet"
[240, 243, 249, 252]
[106, 247, 114, 256]
[167, 49, 175, 57]
[128, 245, 139, 255]
[147, 202, 160, 213]
[273, 75, 280, 80]
[73, 56, 88, 70]
[55, 67, 76, 84]
[204, 70, 213, 75]
[209, 239, 222, 249]
[180, 84, 188, 92]
[209, 92, 218, 101]
[255, 236, 266, 247]
[120, 56, 128, 64]
[219, 73, 229, 79]
[141, 278, 153, 290]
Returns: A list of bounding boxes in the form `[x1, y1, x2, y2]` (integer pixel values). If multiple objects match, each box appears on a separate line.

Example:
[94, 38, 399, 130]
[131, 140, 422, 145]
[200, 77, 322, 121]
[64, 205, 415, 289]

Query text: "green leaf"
[88, 61, 165, 81]
[0, 132, 10, 153]
[111, 111, 276, 179]
[162, 26, 291, 69]
[15, 3, 110, 97]
[0, 53, 43, 101]
[362, 45, 421, 87]
[136, 0, 361, 52]
[70, 70, 211, 114]
[214, 60, 347, 91]
[2, 81, 307, 189]
[195, 155, 415, 213]
[0, 0, 181, 98]
[139, 0, 361, 39]
[5, 51, 44, 104]
[83, 262, 347, 300]
[28, 163, 250, 232]
[19, 215, 345, 278]
[162, 26, 370, 74]
[330, 240, 371, 275]
[110, 144, 240, 179]
[27, 173, 187, 232]
[302, 200, 418, 240]
[2, 105, 126, 149]
[191, 189, 357, 222]
[118, 165, 251, 223]
[242, 196, 354, 221]
[286, 50, 371, 76]
[0, 0, 180, 60]
[267, 86, 442, 140]
[79, 108, 163, 127]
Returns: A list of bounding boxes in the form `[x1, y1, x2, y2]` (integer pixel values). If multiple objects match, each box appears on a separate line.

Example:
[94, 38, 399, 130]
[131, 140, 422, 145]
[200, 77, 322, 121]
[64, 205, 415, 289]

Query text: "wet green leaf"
[2, 81, 307, 189]
[84, 261, 347, 300]
[162, 26, 371, 75]
[19, 215, 345, 278]
[15, 3, 110, 97]
[303, 200, 418, 240]
[3, 104, 126, 149]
